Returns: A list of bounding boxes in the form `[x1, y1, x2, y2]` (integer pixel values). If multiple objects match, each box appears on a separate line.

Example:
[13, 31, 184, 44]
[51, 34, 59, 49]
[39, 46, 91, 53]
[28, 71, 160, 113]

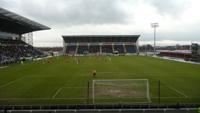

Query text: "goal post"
[92, 79, 151, 104]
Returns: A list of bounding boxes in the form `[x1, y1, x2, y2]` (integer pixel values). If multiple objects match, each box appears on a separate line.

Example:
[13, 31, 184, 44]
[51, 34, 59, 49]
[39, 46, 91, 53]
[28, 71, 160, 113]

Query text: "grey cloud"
[142, 31, 200, 42]
[15, 0, 127, 26]
[0, 0, 18, 8]
[1, 0, 200, 46]
[147, 0, 190, 16]
[0, 0, 6, 6]
[141, 21, 200, 42]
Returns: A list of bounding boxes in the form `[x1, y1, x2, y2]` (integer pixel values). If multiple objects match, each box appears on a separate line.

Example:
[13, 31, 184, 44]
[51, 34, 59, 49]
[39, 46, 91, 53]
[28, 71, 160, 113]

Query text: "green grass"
[0, 56, 200, 105]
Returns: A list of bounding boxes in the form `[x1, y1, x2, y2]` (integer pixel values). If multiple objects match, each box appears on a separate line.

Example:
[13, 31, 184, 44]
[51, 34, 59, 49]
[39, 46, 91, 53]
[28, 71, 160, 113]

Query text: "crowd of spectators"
[0, 38, 44, 65]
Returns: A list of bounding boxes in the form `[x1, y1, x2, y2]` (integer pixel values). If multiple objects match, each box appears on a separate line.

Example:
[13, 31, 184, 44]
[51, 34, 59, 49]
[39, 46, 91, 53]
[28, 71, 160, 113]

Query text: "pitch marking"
[168, 86, 188, 98]
[0, 76, 26, 89]
[52, 87, 64, 98]
[0, 66, 8, 69]
[52, 86, 87, 98]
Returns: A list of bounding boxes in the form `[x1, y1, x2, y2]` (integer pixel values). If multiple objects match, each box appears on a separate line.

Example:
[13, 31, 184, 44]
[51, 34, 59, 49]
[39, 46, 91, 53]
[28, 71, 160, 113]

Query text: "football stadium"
[0, 7, 200, 113]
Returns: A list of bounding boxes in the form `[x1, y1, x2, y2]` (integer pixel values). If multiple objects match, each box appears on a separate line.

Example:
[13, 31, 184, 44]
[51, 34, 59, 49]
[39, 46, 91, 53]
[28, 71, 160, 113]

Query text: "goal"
[92, 79, 150, 104]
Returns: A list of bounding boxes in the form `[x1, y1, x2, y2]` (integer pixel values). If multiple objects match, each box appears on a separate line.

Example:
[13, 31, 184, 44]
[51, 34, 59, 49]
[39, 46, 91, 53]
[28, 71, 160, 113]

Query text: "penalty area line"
[52, 86, 87, 98]
[52, 87, 64, 98]
[168, 86, 188, 98]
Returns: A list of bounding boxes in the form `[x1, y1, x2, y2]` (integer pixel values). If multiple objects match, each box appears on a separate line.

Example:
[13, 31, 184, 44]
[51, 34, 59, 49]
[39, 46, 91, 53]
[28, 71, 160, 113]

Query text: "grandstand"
[0, 7, 50, 65]
[0, 6, 200, 113]
[62, 35, 140, 55]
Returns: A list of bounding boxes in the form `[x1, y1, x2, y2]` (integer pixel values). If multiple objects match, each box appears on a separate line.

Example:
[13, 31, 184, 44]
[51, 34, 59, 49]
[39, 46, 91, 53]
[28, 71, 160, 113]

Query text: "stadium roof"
[0, 7, 50, 35]
[62, 35, 140, 38]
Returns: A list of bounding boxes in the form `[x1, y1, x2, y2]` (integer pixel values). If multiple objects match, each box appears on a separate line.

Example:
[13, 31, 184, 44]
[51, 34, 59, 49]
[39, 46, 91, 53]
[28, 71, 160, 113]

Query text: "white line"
[51, 86, 86, 99]
[52, 87, 64, 98]
[168, 86, 188, 98]
[0, 76, 25, 89]
[0, 66, 8, 69]
[52, 86, 88, 99]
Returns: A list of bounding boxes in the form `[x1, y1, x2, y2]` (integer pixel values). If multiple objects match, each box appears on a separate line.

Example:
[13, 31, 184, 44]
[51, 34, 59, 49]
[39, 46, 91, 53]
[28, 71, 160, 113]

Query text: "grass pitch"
[0, 56, 200, 105]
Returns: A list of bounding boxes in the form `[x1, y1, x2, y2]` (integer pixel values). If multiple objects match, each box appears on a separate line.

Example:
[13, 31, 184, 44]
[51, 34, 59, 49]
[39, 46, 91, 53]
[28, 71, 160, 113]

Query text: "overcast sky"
[1, 0, 200, 47]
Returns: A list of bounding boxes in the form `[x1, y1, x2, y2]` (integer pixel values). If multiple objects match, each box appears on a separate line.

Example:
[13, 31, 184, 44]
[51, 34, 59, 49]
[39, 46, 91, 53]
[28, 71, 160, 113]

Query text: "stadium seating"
[89, 45, 100, 53]
[125, 45, 136, 53]
[77, 45, 89, 54]
[114, 45, 125, 54]
[65, 45, 76, 54]
[63, 35, 139, 55]
[102, 45, 113, 53]
[65, 44, 137, 55]
[63, 36, 139, 55]
[0, 39, 43, 65]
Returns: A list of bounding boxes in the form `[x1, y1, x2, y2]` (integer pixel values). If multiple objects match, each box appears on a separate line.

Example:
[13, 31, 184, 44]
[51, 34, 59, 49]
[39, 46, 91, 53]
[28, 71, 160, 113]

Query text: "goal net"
[92, 79, 150, 104]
